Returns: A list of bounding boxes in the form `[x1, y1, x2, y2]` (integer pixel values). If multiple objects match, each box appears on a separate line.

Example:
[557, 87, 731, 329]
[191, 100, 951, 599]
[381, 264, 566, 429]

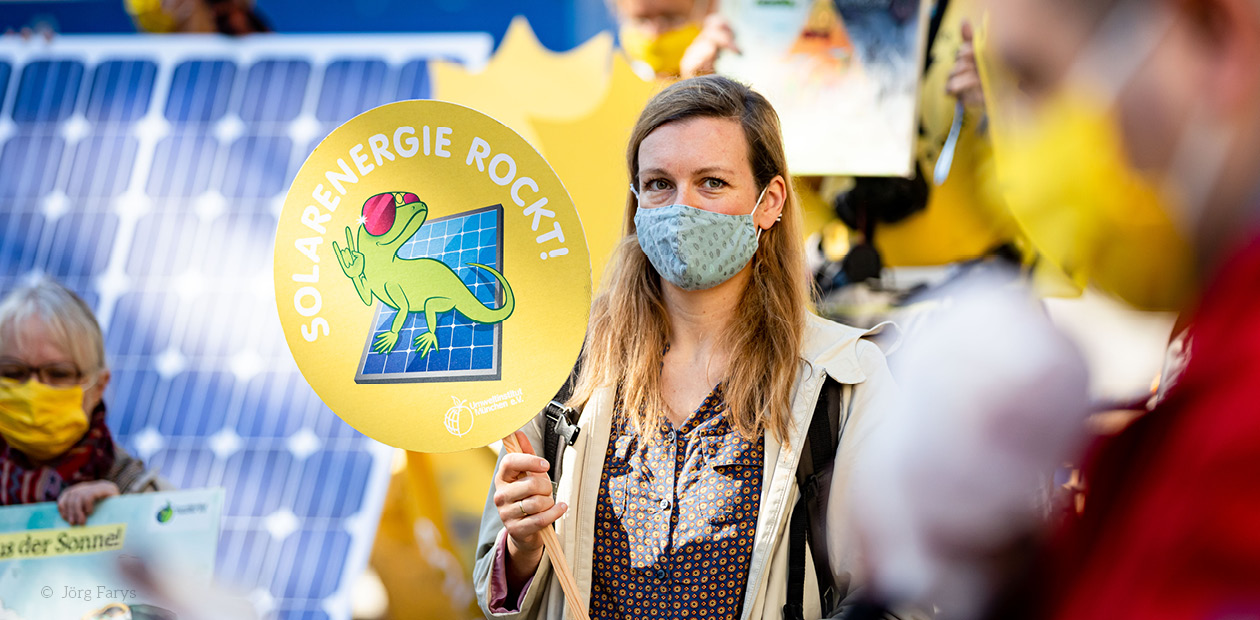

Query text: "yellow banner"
[0, 524, 126, 560]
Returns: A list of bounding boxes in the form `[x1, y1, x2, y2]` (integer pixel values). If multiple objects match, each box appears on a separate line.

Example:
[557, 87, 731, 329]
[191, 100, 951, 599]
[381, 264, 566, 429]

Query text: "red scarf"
[0, 403, 117, 505]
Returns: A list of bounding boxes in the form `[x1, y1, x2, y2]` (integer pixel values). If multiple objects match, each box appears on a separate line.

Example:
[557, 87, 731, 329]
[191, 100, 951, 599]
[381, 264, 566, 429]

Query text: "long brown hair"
[567, 75, 808, 444]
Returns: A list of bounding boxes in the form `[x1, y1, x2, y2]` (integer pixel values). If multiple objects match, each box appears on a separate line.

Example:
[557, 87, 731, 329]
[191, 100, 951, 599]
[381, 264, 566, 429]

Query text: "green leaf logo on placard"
[156, 503, 173, 524]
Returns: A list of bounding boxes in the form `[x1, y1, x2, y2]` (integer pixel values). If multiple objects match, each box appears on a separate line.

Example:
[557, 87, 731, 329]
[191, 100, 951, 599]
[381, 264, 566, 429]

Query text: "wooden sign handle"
[502, 433, 590, 620]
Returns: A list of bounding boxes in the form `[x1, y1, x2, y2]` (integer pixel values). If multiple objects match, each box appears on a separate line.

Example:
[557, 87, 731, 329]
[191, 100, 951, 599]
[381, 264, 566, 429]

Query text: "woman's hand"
[57, 480, 119, 526]
[945, 20, 986, 112]
[680, 13, 741, 78]
[493, 431, 568, 586]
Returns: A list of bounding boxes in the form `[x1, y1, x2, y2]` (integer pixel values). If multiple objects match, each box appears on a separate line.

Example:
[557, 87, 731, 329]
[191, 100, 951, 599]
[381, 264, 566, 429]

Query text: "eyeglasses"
[0, 359, 85, 387]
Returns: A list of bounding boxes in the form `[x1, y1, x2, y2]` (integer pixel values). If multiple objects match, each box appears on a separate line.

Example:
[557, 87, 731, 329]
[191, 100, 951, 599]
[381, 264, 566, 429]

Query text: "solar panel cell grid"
[316, 59, 389, 126]
[0, 135, 65, 198]
[66, 133, 139, 199]
[239, 59, 310, 125]
[356, 204, 504, 383]
[84, 60, 156, 124]
[42, 211, 119, 277]
[12, 60, 83, 124]
[147, 132, 220, 197]
[395, 59, 432, 101]
[222, 135, 293, 198]
[165, 60, 236, 124]
[0, 62, 11, 106]
[0, 212, 45, 275]
[0, 34, 493, 620]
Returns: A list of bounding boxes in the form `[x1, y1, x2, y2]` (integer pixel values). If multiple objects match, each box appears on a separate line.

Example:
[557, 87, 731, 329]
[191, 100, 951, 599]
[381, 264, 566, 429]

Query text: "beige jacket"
[474, 314, 901, 620]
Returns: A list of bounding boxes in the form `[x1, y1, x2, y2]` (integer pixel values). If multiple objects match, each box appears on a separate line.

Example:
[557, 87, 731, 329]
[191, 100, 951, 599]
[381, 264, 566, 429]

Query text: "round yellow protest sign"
[274, 100, 591, 453]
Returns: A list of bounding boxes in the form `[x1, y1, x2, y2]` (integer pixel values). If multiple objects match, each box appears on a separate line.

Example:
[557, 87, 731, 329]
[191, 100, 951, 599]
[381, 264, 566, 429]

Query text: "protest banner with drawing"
[273, 100, 592, 455]
[717, 0, 932, 176]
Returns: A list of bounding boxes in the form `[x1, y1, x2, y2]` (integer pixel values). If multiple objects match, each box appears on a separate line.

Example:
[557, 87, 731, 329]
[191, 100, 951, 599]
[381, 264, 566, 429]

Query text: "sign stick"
[502, 433, 590, 620]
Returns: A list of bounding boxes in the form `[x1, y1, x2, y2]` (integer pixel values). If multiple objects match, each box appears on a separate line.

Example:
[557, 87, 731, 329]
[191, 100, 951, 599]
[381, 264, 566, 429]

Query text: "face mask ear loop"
[752, 185, 769, 242]
[630, 184, 640, 203]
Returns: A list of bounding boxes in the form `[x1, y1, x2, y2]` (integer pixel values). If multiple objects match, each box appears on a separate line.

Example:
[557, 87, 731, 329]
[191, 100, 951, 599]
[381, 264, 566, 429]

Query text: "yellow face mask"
[620, 22, 702, 78]
[124, 0, 180, 33]
[0, 379, 90, 462]
[996, 92, 1197, 311]
[977, 8, 1202, 312]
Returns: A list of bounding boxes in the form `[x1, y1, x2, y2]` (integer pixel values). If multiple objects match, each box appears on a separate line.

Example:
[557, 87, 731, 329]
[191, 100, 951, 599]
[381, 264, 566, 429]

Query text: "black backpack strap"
[784, 492, 810, 620]
[542, 359, 583, 488]
[785, 375, 848, 619]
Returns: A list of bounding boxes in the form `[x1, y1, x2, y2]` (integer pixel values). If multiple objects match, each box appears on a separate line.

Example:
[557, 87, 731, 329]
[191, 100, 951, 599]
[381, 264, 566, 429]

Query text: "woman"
[613, 0, 737, 80]
[474, 75, 898, 619]
[0, 278, 165, 525]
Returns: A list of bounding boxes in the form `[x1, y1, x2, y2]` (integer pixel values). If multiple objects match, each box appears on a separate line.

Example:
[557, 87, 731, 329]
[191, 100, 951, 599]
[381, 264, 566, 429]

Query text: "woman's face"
[617, 0, 704, 36]
[636, 116, 783, 228]
[0, 317, 108, 413]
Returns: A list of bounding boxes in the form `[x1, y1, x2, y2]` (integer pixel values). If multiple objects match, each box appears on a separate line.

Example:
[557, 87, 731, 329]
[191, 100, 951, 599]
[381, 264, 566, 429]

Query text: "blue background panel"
[65, 134, 139, 199]
[165, 60, 236, 124]
[0, 135, 65, 199]
[0, 1, 618, 54]
[316, 59, 390, 126]
[0, 212, 45, 276]
[238, 59, 310, 125]
[147, 132, 220, 197]
[395, 60, 433, 102]
[357, 205, 503, 382]
[0, 35, 494, 620]
[0, 63, 9, 106]
[12, 60, 83, 124]
[40, 212, 119, 278]
[84, 60, 156, 124]
[222, 136, 293, 198]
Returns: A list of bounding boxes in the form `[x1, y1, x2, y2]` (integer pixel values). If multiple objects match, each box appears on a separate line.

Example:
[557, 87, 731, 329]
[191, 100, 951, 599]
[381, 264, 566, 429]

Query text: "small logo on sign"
[445, 396, 474, 437]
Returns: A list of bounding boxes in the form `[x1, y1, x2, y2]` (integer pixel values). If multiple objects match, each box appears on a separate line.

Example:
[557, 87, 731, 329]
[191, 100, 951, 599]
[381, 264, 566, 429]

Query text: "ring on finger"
[518, 500, 529, 517]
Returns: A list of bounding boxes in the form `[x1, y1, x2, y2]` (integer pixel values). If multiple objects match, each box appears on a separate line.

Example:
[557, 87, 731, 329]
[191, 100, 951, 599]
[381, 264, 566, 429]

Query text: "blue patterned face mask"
[632, 185, 768, 291]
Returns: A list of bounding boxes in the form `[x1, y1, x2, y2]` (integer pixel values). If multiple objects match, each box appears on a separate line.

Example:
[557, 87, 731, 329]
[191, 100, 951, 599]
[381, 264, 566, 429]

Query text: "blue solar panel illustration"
[0, 34, 492, 620]
[356, 205, 504, 383]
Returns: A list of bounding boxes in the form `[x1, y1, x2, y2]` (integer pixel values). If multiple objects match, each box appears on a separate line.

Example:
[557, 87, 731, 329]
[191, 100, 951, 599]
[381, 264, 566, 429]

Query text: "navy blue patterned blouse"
[589, 385, 766, 619]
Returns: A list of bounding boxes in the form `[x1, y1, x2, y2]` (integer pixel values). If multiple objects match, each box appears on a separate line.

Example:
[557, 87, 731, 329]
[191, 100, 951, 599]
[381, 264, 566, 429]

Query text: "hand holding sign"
[493, 431, 565, 573]
[56, 480, 120, 526]
[500, 431, 589, 620]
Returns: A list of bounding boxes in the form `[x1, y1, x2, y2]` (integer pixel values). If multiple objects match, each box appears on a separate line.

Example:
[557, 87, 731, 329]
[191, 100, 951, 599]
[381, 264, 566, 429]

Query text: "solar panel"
[12, 59, 83, 124]
[0, 34, 493, 620]
[83, 59, 156, 123]
[356, 204, 505, 384]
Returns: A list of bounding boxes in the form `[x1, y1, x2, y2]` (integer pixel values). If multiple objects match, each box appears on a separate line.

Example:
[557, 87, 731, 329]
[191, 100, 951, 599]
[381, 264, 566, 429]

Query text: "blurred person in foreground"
[984, 0, 1260, 616]
[852, 0, 1260, 618]
[0, 278, 165, 525]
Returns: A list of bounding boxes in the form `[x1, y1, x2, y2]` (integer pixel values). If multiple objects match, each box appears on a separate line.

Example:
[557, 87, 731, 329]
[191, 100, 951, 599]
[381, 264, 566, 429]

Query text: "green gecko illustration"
[332, 191, 515, 357]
